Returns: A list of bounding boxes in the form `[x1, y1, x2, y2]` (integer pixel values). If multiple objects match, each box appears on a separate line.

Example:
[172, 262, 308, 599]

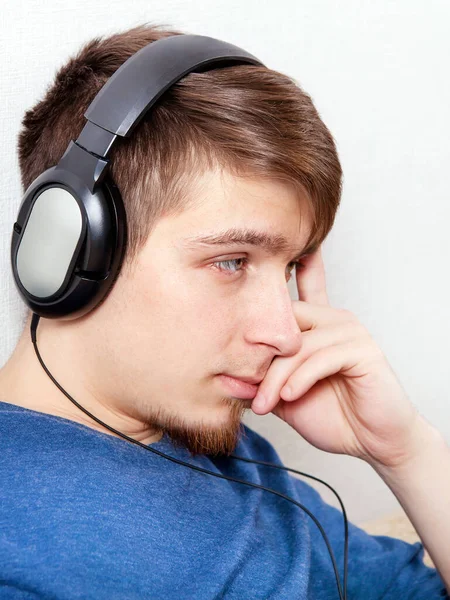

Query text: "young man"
[0, 23, 448, 599]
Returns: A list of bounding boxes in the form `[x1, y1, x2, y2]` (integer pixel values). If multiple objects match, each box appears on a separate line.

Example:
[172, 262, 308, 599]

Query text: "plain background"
[0, 0, 449, 525]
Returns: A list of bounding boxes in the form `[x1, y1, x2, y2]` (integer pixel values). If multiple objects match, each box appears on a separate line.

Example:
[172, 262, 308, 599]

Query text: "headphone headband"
[76, 34, 263, 160]
[85, 34, 263, 141]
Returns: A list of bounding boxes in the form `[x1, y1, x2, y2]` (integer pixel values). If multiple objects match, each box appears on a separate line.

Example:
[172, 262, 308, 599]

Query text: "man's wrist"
[365, 415, 450, 593]
[368, 413, 446, 480]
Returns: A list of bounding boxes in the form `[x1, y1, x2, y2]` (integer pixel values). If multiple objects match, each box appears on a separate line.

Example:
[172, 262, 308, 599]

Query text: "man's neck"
[0, 327, 163, 446]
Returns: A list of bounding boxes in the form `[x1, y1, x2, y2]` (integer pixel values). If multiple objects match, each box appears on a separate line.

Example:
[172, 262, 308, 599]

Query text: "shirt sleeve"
[292, 474, 449, 599]
[242, 425, 448, 599]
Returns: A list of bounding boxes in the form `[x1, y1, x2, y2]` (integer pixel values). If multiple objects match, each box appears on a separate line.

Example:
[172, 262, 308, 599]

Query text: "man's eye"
[212, 257, 248, 275]
[211, 258, 304, 279]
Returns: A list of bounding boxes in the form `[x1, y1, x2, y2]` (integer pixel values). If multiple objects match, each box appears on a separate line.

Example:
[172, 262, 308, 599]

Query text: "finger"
[280, 337, 382, 403]
[279, 342, 358, 402]
[296, 245, 329, 306]
[291, 299, 356, 334]
[252, 353, 295, 414]
[252, 320, 363, 414]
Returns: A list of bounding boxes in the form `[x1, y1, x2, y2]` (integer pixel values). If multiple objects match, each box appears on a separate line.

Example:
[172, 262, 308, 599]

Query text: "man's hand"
[251, 245, 424, 470]
[251, 244, 450, 592]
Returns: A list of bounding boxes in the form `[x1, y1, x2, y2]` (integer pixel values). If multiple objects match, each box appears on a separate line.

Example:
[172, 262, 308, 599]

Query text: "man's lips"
[218, 374, 261, 400]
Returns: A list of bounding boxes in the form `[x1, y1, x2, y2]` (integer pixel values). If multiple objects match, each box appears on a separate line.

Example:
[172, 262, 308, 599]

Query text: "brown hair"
[18, 22, 342, 293]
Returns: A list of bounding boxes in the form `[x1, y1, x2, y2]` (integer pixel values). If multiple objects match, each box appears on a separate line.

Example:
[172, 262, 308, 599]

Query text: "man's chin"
[159, 396, 249, 458]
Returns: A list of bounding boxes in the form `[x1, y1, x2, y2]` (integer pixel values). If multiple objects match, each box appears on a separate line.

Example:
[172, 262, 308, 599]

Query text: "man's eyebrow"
[181, 227, 318, 259]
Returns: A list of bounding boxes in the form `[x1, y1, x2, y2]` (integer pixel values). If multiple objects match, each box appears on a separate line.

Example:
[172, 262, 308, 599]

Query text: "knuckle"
[337, 307, 356, 322]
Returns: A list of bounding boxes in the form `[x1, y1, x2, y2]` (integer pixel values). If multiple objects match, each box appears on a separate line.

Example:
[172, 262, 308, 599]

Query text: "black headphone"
[9, 34, 349, 600]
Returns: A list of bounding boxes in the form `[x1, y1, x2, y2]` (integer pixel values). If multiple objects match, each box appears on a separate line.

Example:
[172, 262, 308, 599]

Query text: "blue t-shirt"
[0, 400, 447, 599]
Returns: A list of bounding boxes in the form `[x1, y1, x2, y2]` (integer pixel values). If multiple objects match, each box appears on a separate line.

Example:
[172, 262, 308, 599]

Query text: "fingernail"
[282, 385, 292, 400]
[253, 392, 267, 411]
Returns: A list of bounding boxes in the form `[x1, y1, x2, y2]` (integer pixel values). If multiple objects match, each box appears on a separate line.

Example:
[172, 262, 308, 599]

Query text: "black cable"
[30, 312, 349, 600]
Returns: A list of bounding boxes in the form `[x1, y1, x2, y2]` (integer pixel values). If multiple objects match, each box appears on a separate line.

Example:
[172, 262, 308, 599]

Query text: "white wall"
[1, 0, 449, 525]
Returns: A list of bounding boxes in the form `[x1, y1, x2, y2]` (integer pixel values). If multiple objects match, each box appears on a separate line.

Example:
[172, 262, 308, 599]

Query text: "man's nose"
[244, 278, 303, 358]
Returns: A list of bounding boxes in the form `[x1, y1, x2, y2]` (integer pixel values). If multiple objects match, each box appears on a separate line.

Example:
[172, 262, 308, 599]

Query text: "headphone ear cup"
[11, 167, 127, 320]
[90, 175, 128, 312]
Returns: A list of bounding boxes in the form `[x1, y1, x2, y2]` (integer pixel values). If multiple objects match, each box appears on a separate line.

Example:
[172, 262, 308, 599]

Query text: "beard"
[141, 394, 253, 458]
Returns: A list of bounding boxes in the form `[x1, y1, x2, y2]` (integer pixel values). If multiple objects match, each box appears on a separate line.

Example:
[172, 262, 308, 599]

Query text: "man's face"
[90, 167, 312, 456]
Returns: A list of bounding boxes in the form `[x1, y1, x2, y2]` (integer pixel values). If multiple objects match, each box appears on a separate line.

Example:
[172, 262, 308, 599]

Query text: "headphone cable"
[30, 312, 349, 600]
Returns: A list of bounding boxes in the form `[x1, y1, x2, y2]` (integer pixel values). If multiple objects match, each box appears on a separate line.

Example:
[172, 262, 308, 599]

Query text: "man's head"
[12, 23, 342, 457]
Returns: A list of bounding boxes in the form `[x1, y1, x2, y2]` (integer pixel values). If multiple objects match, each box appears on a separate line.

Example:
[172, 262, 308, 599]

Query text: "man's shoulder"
[0, 399, 97, 451]
[0, 400, 133, 484]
